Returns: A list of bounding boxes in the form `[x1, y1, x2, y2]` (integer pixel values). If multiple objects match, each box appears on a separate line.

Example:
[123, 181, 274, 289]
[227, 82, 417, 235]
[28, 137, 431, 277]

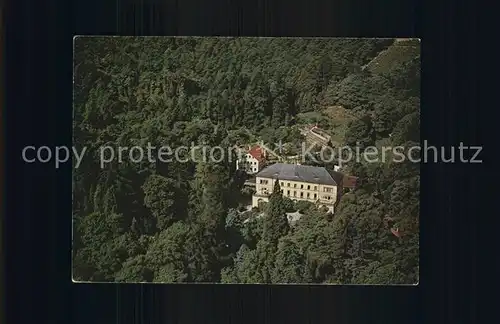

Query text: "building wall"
[236, 154, 260, 174]
[252, 176, 338, 209]
[252, 195, 269, 208]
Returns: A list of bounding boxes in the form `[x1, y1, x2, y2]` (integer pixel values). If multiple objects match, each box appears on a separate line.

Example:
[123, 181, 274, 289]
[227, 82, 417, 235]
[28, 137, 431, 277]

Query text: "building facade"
[236, 145, 265, 174]
[251, 163, 342, 213]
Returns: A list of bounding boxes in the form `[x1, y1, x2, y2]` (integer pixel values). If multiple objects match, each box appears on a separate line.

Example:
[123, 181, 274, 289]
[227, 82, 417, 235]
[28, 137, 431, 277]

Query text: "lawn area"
[322, 105, 357, 145]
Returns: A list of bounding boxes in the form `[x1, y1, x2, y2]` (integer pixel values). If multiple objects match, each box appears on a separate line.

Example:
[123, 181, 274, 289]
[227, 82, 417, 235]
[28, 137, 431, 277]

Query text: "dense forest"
[72, 37, 420, 284]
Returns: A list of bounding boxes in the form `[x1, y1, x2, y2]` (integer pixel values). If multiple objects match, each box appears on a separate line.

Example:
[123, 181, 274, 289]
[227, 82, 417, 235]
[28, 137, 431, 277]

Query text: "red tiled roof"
[248, 146, 265, 162]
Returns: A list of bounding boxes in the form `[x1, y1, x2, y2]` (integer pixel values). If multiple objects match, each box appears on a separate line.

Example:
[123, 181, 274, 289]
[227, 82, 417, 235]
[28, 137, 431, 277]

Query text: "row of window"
[239, 166, 258, 172]
[284, 190, 332, 200]
[258, 179, 333, 193]
[259, 188, 332, 201]
[238, 162, 257, 172]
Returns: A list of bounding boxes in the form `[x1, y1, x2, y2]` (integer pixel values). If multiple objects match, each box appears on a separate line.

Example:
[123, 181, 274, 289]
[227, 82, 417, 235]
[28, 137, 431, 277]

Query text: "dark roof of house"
[329, 170, 345, 186]
[256, 163, 338, 186]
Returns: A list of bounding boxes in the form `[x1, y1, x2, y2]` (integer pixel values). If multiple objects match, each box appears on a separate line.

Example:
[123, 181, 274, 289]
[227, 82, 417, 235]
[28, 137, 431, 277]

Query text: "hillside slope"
[363, 38, 420, 74]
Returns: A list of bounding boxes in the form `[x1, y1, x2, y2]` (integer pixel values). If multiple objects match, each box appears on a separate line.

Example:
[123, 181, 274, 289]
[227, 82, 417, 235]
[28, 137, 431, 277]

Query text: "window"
[287, 183, 290, 187]
[327, 196, 331, 200]
[287, 190, 290, 196]
[281, 182, 284, 186]
[293, 191, 297, 197]
[253, 168, 257, 172]
[294, 184, 297, 188]
[307, 185, 310, 190]
[307, 193, 310, 198]
[314, 194, 317, 199]
[300, 184, 304, 189]
[314, 186, 317, 190]
[300, 192, 303, 198]
[324, 187, 333, 193]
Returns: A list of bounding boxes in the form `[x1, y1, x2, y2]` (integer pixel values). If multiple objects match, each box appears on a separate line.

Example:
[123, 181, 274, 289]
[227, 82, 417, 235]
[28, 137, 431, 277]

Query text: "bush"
[295, 200, 314, 213]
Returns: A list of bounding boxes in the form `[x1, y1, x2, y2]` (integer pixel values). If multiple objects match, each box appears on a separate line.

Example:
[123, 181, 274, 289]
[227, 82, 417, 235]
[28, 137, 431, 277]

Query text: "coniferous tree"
[263, 180, 290, 244]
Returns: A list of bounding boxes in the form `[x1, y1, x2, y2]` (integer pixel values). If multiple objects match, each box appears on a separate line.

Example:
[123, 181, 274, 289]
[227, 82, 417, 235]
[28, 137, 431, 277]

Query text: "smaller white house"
[236, 146, 265, 174]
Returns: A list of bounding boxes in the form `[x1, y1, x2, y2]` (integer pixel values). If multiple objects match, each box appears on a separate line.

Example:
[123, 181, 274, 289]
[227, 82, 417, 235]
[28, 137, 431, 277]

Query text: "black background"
[3, 0, 486, 323]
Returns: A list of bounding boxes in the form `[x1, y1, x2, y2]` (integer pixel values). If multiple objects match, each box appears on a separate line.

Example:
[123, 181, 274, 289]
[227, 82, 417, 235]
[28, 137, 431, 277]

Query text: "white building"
[252, 163, 344, 214]
[236, 146, 265, 174]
